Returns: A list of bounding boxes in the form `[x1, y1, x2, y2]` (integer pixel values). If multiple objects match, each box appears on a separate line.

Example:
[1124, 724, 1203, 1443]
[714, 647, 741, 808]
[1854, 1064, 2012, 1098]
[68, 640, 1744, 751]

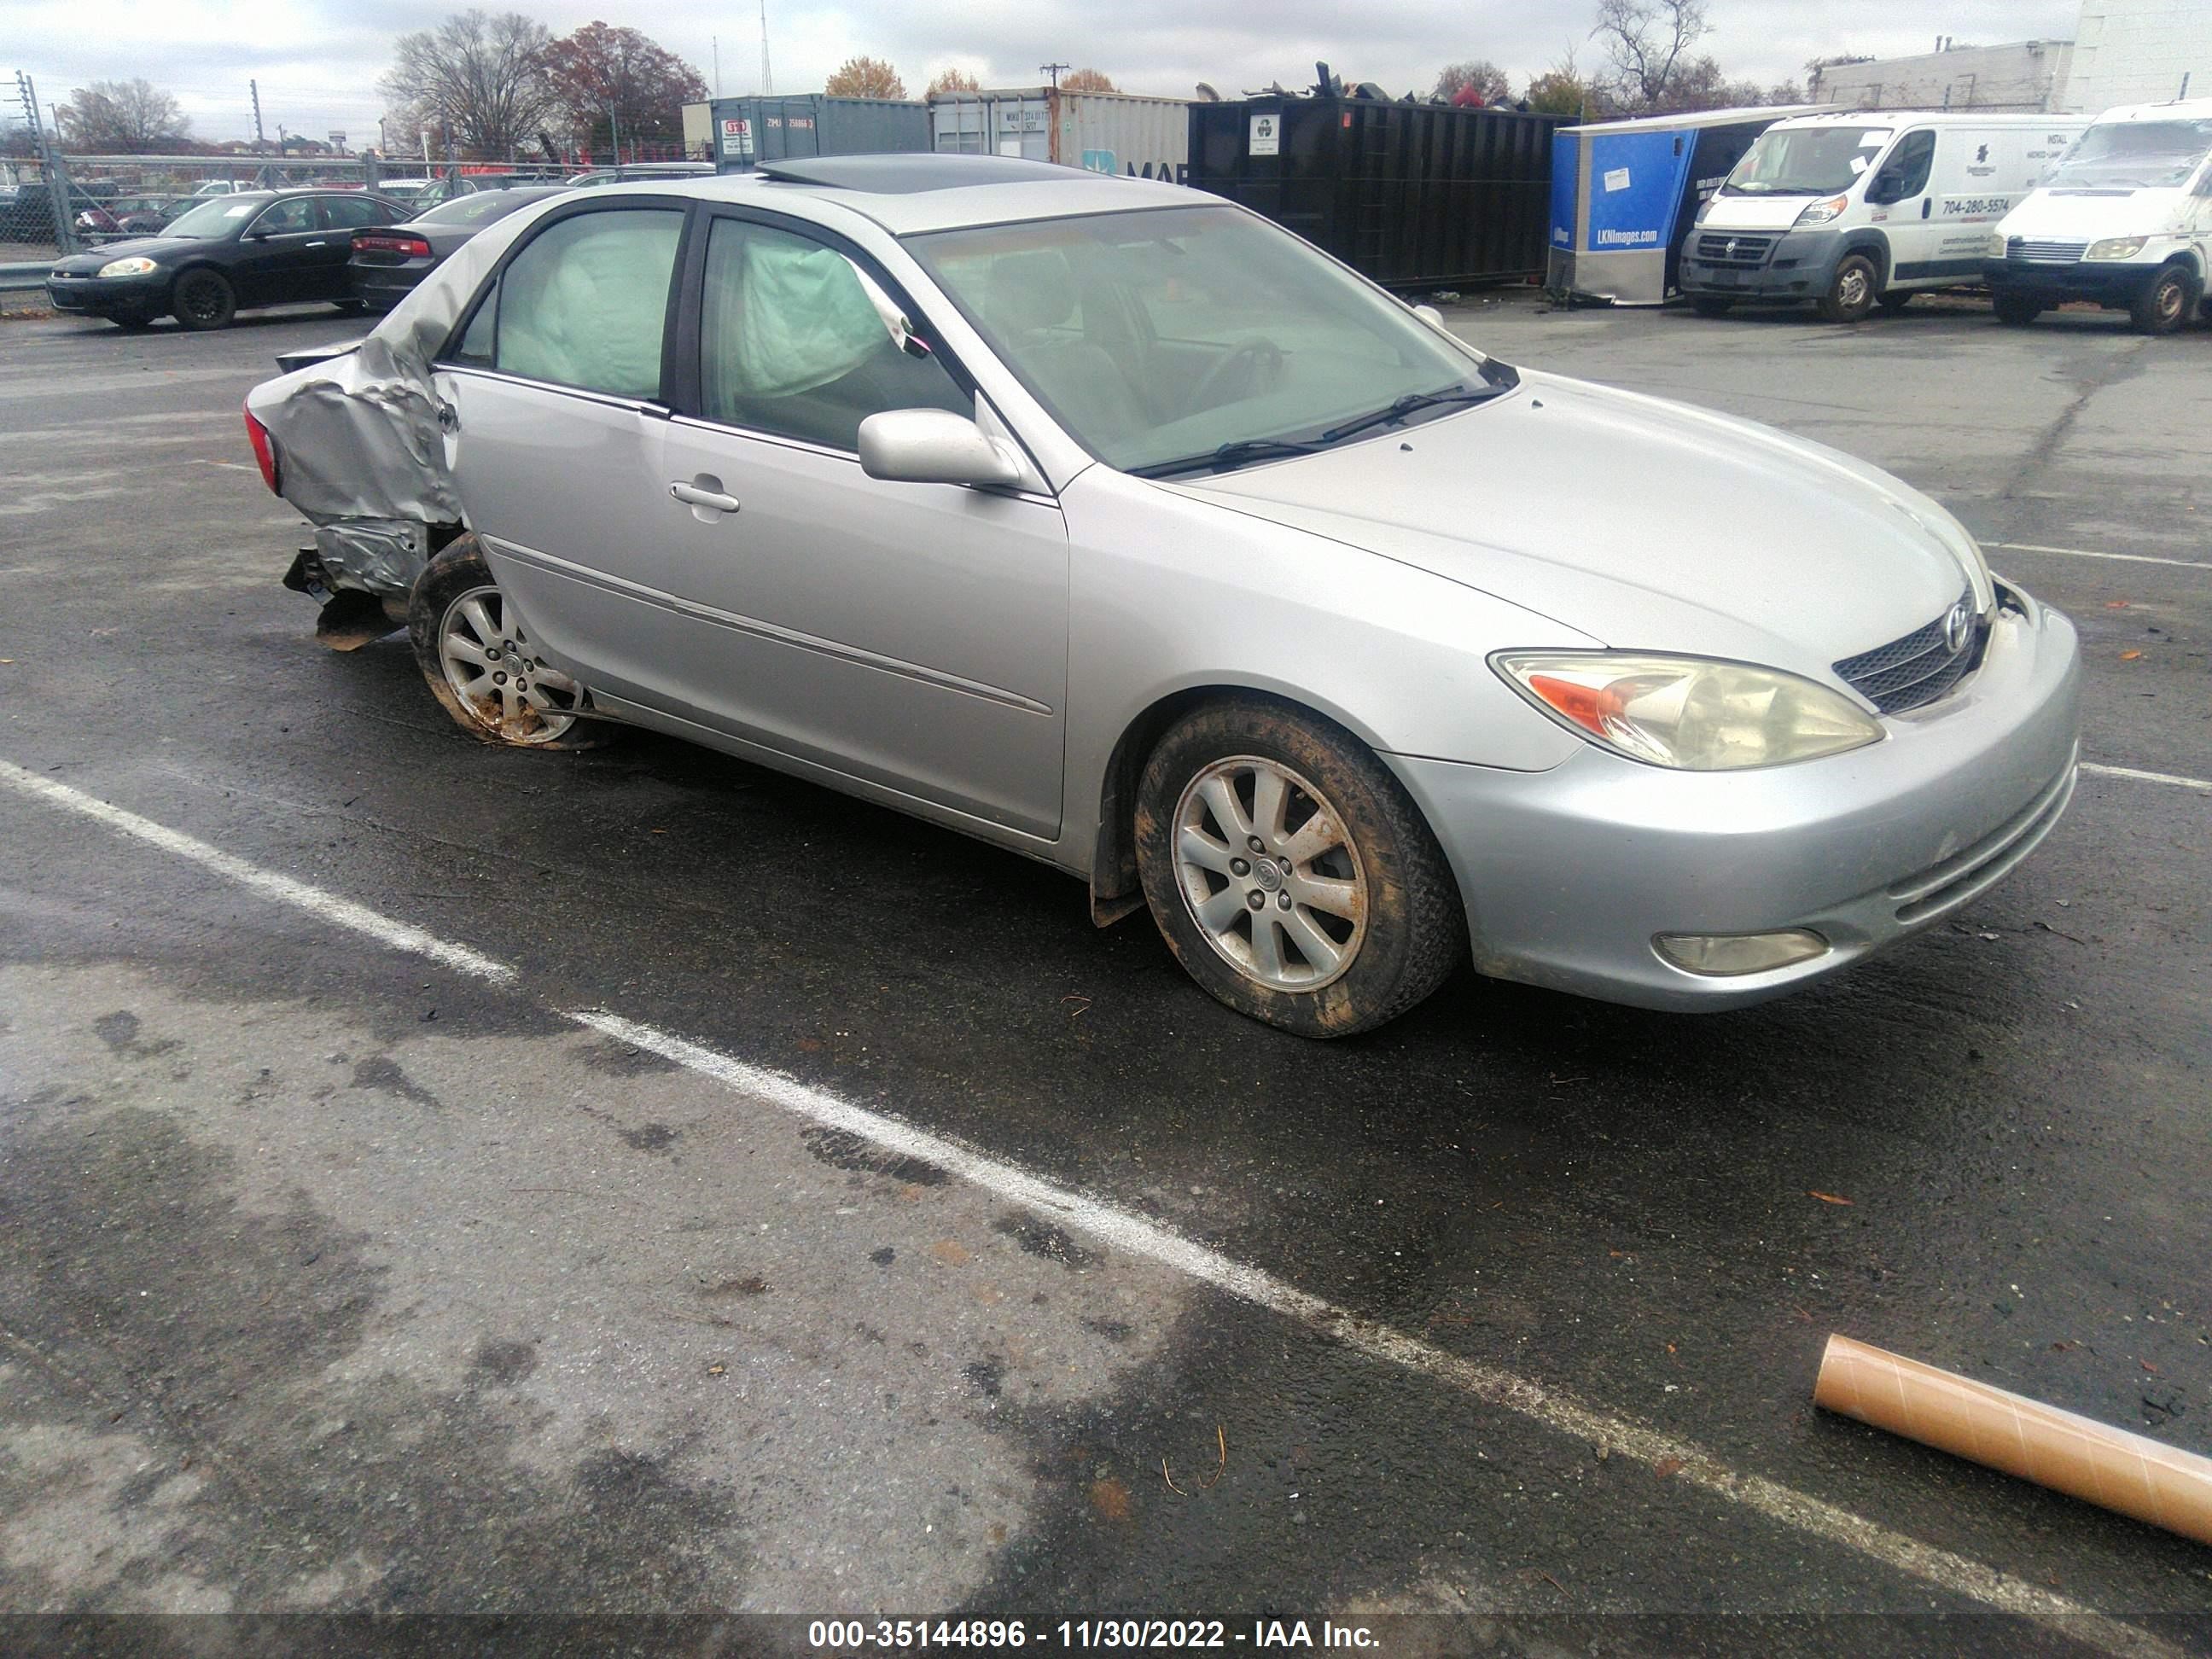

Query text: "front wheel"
[171, 268, 236, 330]
[1134, 698, 1462, 1037]
[1690, 295, 1735, 317]
[406, 538, 613, 750]
[2132, 264, 2199, 335]
[1991, 293, 2042, 326]
[1816, 253, 1879, 323]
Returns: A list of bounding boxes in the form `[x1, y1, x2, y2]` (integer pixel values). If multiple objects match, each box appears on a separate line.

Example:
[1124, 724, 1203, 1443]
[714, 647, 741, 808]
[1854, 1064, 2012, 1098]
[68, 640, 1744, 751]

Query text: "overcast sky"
[3, 0, 2080, 145]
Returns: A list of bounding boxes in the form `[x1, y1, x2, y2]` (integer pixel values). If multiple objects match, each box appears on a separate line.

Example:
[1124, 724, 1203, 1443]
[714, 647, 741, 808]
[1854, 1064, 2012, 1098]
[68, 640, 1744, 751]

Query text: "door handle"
[670, 480, 741, 514]
[306, 240, 327, 247]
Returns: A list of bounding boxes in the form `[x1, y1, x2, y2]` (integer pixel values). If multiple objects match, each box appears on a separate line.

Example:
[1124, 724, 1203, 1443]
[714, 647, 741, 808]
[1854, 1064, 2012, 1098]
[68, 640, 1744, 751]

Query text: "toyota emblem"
[1943, 601, 1973, 655]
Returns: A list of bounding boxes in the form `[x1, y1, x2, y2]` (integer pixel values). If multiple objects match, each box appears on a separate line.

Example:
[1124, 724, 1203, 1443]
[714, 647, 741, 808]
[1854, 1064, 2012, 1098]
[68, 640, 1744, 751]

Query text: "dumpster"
[686, 95, 931, 174]
[1185, 95, 1566, 289]
[928, 88, 1190, 182]
[1546, 105, 1831, 304]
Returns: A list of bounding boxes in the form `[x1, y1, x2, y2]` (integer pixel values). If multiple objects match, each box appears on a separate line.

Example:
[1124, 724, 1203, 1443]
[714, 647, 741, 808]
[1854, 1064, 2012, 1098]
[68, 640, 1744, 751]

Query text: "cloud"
[4, 0, 2081, 143]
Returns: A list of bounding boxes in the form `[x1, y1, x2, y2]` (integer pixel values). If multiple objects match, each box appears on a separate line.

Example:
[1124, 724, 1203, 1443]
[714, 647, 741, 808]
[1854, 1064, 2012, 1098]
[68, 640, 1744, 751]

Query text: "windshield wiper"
[1129, 438, 1328, 478]
[1318, 381, 1511, 445]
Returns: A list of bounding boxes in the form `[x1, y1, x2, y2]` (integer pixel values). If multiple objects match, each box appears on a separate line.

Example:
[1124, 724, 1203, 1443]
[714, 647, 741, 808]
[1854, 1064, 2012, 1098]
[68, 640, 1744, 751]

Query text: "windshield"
[161, 195, 267, 237]
[1723, 126, 1892, 196]
[414, 189, 554, 227]
[2046, 119, 2212, 189]
[907, 205, 1491, 474]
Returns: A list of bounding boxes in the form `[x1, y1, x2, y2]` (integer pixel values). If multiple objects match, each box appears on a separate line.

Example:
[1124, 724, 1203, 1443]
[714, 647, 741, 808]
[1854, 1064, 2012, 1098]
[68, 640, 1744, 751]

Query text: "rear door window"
[320, 195, 387, 230]
[469, 207, 684, 399]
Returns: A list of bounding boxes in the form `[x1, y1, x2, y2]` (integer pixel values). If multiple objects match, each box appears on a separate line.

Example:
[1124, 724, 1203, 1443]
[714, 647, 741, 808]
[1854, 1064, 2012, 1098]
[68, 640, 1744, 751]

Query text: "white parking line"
[0, 754, 2180, 1656]
[1989, 541, 2209, 571]
[2081, 761, 2212, 795]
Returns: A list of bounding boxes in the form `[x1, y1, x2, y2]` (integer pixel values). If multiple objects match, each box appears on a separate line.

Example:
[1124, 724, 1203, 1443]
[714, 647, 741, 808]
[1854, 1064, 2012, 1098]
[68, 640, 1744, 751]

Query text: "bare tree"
[381, 9, 562, 160]
[1434, 60, 1511, 107]
[926, 67, 981, 96]
[824, 56, 907, 100]
[1060, 67, 1117, 93]
[1590, 0, 1710, 113]
[56, 79, 191, 152]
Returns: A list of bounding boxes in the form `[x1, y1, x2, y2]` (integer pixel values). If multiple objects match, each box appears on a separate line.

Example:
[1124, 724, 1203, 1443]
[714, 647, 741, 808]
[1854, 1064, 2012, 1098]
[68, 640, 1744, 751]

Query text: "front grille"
[1695, 232, 1777, 266]
[1834, 593, 1982, 714]
[2007, 236, 2087, 263]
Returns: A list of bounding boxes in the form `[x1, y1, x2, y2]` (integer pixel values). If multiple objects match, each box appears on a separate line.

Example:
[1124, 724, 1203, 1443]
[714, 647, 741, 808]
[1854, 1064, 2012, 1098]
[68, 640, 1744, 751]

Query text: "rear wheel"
[406, 538, 612, 750]
[2131, 263, 2198, 335]
[1690, 295, 1735, 317]
[1992, 293, 2042, 326]
[171, 268, 236, 330]
[1134, 697, 1462, 1038]
[1877, 290, 1913, 313]
[1816, 253, 1879, 323]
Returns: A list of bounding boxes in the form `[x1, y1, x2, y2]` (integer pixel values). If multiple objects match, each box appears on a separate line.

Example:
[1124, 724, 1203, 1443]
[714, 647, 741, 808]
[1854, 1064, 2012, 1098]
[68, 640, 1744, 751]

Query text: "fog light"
[1656, 928, 1830, 976]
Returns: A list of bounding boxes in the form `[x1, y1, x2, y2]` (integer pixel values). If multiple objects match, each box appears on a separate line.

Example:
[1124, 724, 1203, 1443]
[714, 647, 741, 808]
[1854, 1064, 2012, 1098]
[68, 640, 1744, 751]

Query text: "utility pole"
[1041, 62, 1069, 88]
[15, 72, 77, 255]
[760, 0, 773, 96]
[250, 79, 265, 154]
[713, 35, 721, 99]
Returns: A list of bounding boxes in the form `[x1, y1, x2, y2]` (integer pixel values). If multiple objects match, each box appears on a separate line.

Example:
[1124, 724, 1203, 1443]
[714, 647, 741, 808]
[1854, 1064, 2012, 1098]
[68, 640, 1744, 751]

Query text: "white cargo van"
[1982, 98, 2212, 335]
[1680, 112, 2089, 321]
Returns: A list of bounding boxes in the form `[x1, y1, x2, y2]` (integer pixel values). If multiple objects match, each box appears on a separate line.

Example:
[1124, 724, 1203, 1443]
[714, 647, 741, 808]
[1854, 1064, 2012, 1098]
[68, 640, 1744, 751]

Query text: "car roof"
[587, 152, 1196, 236]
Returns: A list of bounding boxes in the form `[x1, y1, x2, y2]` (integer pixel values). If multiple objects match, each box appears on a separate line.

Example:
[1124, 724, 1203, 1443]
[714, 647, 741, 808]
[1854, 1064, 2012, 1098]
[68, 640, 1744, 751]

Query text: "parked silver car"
[246, 154, 2081, 1036]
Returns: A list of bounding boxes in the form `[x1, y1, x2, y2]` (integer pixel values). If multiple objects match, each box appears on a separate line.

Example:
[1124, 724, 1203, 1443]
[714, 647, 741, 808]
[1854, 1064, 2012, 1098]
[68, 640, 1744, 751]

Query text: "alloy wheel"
[1172, 755, 1368, 992]
[436, 585, 584, 745]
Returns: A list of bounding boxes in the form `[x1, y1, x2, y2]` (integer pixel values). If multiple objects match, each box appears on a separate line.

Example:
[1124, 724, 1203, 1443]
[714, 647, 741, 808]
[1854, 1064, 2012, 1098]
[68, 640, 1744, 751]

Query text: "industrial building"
[1807, 39, 2075, 112]
[2063, 0, 2212, 108]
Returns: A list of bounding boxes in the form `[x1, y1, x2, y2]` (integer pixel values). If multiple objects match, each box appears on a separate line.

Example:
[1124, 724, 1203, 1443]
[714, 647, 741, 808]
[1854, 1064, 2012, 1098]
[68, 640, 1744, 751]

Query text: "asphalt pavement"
[0, 293, 2207, 1654]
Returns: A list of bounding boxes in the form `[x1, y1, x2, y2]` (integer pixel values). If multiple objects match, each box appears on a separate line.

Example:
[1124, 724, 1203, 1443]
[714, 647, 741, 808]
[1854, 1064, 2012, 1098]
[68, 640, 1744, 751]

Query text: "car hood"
[1999, 188, 2184, 239]
[1698, 194, 1825, 231]
[54, 234, 202, 271]
[1167, 370, 1985, 681]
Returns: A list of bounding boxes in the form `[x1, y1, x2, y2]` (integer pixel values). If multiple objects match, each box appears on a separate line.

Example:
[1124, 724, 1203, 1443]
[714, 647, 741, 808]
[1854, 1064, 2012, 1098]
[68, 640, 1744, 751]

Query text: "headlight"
[2084, 236, 2147, 261]
[1793, 195, 1849, 227]
[1492, 652, 1883, 771]
[96, 256, 159, 278]
[1986, 230, 2010, 258]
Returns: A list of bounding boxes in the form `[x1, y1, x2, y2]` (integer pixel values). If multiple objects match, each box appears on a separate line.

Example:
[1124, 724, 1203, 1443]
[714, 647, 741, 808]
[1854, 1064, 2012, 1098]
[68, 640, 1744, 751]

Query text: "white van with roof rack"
[1680, 111, 2091, 321]
[1982, 97, 2212, 335]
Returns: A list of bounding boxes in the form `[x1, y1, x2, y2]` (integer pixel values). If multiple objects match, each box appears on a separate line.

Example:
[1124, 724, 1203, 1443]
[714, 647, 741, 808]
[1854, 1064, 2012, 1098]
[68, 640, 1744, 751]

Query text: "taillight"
[243, 408, 280, 495]
[352, 231, 433, 259]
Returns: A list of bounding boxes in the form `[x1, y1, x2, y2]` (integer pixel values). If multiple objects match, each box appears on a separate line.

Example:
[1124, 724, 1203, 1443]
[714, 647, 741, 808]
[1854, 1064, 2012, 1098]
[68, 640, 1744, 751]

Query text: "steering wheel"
[1189, 337, 1284, 413]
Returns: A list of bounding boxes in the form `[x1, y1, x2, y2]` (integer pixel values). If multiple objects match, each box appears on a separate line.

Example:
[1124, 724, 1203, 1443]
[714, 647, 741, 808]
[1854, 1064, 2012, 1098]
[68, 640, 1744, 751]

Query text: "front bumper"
[1679, 227, 1843, 300]
[44, 273, 165, 318]
[1385, 587, 2082, 1010]
[1982, 257, 2158, 307]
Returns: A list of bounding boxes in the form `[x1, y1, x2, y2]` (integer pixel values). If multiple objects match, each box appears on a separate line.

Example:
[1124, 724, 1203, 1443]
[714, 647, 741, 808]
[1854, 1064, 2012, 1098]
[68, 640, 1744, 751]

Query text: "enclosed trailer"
[1546, 105, 1831, 304]
[1185, 96, 1565, 289]
[928, 88, 1190, 183]
[684, 96, 930, 174]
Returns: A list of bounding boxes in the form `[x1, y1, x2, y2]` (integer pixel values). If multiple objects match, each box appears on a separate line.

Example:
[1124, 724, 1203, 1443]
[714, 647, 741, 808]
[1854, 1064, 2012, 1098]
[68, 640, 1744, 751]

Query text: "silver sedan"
[247, 154, 2081, 1036]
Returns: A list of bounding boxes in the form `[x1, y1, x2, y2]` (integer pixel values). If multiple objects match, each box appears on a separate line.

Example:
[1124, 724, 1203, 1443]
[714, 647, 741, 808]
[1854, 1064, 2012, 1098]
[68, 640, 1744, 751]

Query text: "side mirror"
[1412, 303, 1446, 328]
[859, 409, 1024, 489]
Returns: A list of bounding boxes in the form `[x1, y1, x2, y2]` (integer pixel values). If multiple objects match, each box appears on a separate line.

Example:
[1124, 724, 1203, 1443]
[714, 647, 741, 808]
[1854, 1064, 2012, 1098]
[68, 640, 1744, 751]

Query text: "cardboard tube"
[1813, 1333, 2212, 1546]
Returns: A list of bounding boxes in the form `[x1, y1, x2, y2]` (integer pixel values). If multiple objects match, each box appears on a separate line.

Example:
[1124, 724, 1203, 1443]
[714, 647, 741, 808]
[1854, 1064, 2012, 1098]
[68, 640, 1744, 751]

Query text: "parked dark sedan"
[347, 187, 565, 311]
[44, 188, 406, 330]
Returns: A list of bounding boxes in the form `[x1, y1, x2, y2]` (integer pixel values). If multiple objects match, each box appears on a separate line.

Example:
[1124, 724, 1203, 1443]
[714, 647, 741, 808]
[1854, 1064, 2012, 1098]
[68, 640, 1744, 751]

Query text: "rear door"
[434, 200, 690, 690]
[315, 195, 392, 297]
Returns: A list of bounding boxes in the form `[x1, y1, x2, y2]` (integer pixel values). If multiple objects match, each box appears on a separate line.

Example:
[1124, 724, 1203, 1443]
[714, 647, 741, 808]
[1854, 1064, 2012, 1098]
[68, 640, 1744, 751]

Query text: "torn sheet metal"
[244, 194, 568, 595]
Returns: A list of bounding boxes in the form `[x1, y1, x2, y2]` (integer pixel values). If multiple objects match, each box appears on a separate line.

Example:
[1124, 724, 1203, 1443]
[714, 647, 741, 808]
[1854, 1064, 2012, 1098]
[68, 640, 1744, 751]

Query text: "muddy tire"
[1134, 696, 1462, 1038]
[406, 536, 614, 750]
[1992, 294, 2042, 326]
[1690, 295, 1735, 317]
[1816, 253, 1879, 323]
[171, 267, 235, 331]
[2131, 263, 2198, 335]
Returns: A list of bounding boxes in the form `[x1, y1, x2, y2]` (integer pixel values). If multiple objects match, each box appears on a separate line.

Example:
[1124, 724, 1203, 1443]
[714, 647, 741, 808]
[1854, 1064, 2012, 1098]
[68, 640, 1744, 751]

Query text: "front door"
[652, 209, 1070, 839]
[232, 196, 327, 306]
[1871, 129, 1940, 281]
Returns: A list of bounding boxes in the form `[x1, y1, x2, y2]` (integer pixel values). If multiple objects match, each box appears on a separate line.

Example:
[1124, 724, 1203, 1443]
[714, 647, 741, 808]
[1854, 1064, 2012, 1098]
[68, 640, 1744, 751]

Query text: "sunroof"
[757, 154, 1114, 194]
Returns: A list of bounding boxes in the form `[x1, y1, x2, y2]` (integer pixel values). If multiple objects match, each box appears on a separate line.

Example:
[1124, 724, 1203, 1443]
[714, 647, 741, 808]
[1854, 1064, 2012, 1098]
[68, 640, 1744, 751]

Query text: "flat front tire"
[406, 537, 612, 750]
[1817, 253, 1879, 323]
[1134, 697, 1462, 1038]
